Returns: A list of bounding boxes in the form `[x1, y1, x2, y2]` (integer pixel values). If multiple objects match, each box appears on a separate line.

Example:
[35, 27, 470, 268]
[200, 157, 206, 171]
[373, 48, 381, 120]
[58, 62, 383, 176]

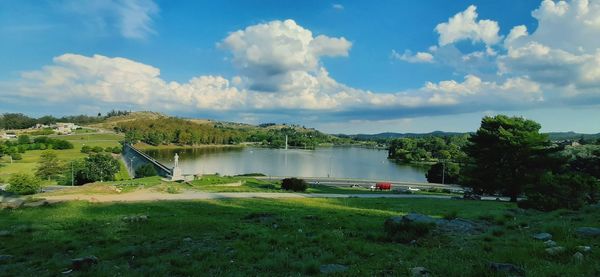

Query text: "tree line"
[0, 110, 131, 130]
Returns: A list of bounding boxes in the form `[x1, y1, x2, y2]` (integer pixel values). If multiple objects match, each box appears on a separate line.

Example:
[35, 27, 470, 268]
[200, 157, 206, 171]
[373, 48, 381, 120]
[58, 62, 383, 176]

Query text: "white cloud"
[332, 4, 344, 10]
[435, 5, 502, 46]
[391, 50, 434, 63]
[500, 0, 600, 90]
[65, 0, 159, 39]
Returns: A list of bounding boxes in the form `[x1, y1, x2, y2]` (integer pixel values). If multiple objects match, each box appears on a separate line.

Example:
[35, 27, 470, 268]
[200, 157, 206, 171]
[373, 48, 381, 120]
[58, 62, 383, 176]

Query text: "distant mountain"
[340, 131, 468, 140]
[546, 132, 600, 141]
[341, 131, 600, 142]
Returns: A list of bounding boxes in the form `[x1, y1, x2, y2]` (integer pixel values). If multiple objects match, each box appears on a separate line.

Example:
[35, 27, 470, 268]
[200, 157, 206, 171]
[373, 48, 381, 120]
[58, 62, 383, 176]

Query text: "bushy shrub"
[110, 146, 122, 154]
[384, 218, 434, 243]
[80, 145, 92, 154]
[281, 177, 307, 192]
[519, 172, 599, 211]
[7, 173, 42, 195]
[135, 164, 158, 178]
[10, 153, 22, 160]
[92, 146, 104, 153]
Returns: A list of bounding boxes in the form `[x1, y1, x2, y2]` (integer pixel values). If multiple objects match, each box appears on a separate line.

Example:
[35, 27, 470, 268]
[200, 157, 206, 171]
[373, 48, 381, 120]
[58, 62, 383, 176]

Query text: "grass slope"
[1, 199, 598, 276]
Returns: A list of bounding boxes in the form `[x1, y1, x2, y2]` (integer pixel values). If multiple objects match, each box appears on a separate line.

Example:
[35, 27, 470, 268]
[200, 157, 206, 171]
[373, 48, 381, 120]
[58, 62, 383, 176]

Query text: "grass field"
[0, 133, 124, 182]
[0, 198, 598, 276]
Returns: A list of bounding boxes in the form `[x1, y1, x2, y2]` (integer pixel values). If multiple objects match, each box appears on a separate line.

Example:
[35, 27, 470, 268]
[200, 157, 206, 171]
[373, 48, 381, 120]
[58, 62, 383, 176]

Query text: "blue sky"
[1, 0, 599, 134]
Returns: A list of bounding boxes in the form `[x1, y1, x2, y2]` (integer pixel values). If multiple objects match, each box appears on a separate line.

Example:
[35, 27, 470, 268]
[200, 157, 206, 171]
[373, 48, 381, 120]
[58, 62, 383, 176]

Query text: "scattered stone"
[545, 246, 566, 255]
[532, 232, 552, 241]
[0, 255, 13, 263]
[182, 237, 193, 243]
[572, 252, 584, 261]
[122, 215, 149, 223]
[272, 223, 278, 229]
[319, 264, 348, 274]
[0, 198, 24, 209]
[23, 200, 50, 208]
[575, 227, 600, 237]
[71, 255, 98, 270]
[410, 267, 431, 277]
[0, 230, 10, 237]
[303, 215, 320, 220]
[488, 262, 525, 276]
[543, 240, 557, 247]
[385, 212, 485, 235]
[577, 246, 591, 252]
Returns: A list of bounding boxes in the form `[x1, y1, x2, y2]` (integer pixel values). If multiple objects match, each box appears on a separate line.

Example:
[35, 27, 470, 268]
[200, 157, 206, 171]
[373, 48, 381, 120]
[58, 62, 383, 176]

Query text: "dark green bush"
[80, 145, 92, 154]
[10, 153, 22, 160]
[519, 172, 599, 211]
[383, 218, 434, 243]
[92, 146, 104, 153]
[281, 177, 307, 192]
[135, 164, 158, 178]
[7, 173, 42, 195]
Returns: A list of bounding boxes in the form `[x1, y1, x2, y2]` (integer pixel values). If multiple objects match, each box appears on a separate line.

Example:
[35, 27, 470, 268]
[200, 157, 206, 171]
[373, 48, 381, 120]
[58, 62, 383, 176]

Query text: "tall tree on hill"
[36, 150, 64, 180]
[460, 115, 559, 202]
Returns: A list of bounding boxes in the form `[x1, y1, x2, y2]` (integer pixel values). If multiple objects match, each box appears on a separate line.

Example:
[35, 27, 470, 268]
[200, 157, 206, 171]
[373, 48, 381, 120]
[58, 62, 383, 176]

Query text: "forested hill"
[110, 112, 351, 148]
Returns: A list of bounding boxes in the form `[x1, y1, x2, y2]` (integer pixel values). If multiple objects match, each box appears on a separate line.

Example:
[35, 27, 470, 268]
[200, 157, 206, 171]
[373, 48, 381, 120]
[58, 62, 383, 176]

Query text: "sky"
[1, 0, 599, 134]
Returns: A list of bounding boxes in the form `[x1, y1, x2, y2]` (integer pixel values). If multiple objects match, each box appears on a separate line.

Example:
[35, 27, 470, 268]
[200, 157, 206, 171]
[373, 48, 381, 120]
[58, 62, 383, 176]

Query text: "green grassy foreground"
[1, 198, 598, 276]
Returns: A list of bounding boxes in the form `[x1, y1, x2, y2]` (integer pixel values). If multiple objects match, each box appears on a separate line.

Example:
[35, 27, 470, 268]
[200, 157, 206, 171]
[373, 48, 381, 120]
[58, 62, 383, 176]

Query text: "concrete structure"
[122, 143, 173, 178]
[54, 122, 79, 134]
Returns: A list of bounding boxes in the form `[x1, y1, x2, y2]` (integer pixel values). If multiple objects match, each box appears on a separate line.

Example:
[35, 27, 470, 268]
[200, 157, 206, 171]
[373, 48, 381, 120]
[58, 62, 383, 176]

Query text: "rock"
[573, 252, 584, 261]
[319, 264, 348, 274]
[23, 200, 49, 208]
[139, 215, 149, 221]
[182, 237, 193, 243]
[545, 246, 565, 255]
[577, 245, 591, 252]
[404, 213, 437, 224]
[532, 232, 552, 241]
[0, 255, 13, 263]
[543, 240, 557, 247]
[0, 230, 10, 237]
[122, 215, 149, 223]
[436, 218, 483, 234]
[1, 198, 24, 209]
[71, 256, 98, 270]
[575, 227, 600, 237]
[488, 262, 525, 276]
[410, 267, 431, 277]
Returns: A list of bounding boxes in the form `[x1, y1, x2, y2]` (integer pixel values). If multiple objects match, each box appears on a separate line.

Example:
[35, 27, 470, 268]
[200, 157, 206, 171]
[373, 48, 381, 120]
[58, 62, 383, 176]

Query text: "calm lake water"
[145, 146, 429, 182]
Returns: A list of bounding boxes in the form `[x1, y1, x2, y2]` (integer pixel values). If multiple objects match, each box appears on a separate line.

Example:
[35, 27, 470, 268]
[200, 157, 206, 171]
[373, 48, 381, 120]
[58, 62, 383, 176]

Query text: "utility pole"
[71, 161, 74, 186]
[441, 160, 445, 185]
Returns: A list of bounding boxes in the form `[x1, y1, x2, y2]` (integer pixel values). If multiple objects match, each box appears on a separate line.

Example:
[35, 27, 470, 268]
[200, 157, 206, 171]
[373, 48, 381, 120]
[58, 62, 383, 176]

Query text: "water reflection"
[144, 146, 428, 182]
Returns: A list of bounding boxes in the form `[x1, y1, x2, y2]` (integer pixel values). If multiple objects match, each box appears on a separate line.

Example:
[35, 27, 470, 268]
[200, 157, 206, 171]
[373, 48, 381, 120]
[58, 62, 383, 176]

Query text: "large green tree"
[36, 151, 64, 180]
[460, 115, 556, 202]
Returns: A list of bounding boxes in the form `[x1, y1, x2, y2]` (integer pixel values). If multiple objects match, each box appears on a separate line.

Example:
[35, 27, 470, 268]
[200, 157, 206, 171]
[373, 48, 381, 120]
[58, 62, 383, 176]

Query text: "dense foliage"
[7, 173, 42, 195]
[63, 153, 120, 185]
[0, 113, 105, 129]
[519, 172, 599, 211]
[281, 178, 308, 192]
[116, 117, 344, 148]
[135, 164, 158, 178]
[0, 136, 73, 158]
[388, 135, 468, 163]
[460, 115, 557, 202]
[426, 162, 460, 184]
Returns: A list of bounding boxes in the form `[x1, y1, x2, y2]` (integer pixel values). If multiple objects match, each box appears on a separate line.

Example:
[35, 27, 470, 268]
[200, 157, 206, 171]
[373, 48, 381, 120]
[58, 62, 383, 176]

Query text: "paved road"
[256, 176, 463, 191]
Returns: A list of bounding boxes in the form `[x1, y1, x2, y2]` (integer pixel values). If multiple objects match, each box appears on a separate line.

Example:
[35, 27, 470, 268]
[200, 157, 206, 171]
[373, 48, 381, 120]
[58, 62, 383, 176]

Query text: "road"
[255, 176, 463, 191]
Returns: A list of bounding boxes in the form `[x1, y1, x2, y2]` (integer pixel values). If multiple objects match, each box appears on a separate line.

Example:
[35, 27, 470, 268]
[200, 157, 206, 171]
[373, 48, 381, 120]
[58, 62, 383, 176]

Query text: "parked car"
[463, 191, 482, 200]
[349, 184, 361, 188]
[408, 186, 421, 192]
[375, 182, 392, 190]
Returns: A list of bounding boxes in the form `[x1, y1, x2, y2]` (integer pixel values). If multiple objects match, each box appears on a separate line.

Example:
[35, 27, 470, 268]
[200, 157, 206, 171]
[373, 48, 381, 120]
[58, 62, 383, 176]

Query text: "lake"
[144, 146, 429, 182]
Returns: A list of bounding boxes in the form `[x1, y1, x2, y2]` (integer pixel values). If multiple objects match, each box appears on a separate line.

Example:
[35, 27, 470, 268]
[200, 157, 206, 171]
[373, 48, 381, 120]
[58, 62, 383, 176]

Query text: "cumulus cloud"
[435, 5, 502, 46]
[499, 0, 600, 90]
[391, 50, 434, 63]
[332, 4, 344, 10]
[7, 19, 553, 122]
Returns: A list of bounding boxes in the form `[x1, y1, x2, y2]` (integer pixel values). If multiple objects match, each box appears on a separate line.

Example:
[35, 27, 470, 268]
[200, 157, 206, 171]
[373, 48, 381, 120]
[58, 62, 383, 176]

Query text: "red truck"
[375, 182, 392, 190]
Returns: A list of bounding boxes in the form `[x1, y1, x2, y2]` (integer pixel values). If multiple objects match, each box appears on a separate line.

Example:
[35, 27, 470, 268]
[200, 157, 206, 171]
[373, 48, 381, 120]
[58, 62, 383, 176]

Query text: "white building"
[54, 122, 79, 134]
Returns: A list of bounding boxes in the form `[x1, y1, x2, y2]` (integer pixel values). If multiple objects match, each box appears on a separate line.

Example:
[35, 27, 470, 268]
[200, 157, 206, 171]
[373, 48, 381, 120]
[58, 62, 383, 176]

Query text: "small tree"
[7, 173, 42, 195]
[426, 162, 460, 184]
[36, 150, 64, 180]
[17, 135, 30, 145]
[135, 164, 158, 178]
[80, 145, 92, 154]
[281, 178, 308, 192]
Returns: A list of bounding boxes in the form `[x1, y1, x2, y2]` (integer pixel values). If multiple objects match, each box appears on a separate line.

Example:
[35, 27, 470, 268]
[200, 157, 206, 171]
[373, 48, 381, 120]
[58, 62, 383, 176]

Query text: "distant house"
[32, 123, 51, 129]
[53, 122, 79, 134]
